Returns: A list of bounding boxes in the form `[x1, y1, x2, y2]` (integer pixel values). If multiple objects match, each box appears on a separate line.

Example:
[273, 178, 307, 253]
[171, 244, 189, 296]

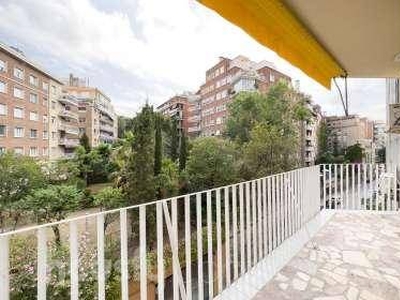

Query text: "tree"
[154, 113, 163, 176]
[345, 143, 364, 163]
[43, 159, 81, 186]
[169, 118, 179, 161]
[0, 152, 45, 231]
[155, 159, 180, 198]
[241, 123, 298, 179]
[87, 144, 116, 184]
[179, 132, 188, 171]
[186, 138, 238, 191]
[79, 132, 91, 153]
[19, 185, 82, 244]
[118, 116, 134, 138]
[93, 187, 126, 231]
[126, 104, 156, 205]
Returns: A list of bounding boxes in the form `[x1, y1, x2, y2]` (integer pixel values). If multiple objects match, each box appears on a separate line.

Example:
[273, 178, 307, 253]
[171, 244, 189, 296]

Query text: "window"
[30, 93, 38, 104]
[29, 111, 38, 121]
[0, 125, 6, 136]
[14, 147, 23, 155]
[0, 59, 5, 72]
[13, 67, 24, 80]
[51, 85, 56, 95]
[0, 104, 6, 116]
[42, 147, 48, 156]
[14, 107, 24, 119]
[0, 147, 5, 154]
[270, 73, 275, 82]
[0, 81, 5, 93]
[29, 147, 38, 157]
[43, 115, 48, 123]
[29, 75, 38, 86]
[14, 127, 24, 138]
[30, 129, 38, 139]
[51, 132, 56, 140]
[51, 101, 56, 109]
[51, 116, 56, 124]
[43, 131, 48, 139]
[13, 87, 24, 99]
[42, 82, 48, 92]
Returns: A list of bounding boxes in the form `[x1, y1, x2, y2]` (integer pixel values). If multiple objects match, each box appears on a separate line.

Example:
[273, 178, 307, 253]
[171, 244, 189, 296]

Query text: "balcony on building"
[58, 137, 80, 148]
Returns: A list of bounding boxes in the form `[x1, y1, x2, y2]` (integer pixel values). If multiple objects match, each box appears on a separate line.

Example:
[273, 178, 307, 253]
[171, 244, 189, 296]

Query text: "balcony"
[59, 109, 79, 121]
[188, 115, 201, 122]
[59, 137, 79, 148]
[100, 123, 115, 134]
[59, 123, 79, 136]
[188, 126, 201, 133]
[0, 164, 398, 300]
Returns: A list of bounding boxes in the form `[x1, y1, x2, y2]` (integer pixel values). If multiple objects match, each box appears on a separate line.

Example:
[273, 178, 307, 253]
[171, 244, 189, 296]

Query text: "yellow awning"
[198, 0, 346, 89]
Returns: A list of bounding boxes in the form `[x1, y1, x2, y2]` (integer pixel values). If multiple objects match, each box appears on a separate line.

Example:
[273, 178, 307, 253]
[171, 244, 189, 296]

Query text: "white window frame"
[43, 131, 48, 139]
[0, 59, 6, 72]
[14, 127, 24, 138]
[30, 129, 38, 139]
[29, 111, 38, 121]
[0, 125, 6, 137]
[14, 147, 24, 155]
[29, 93, 38, 104]
[0, 104, 6, 116]
[29, 75, 38, 86]
[0, 81, 6, 93]
[42, 82, 49, 92]
[13, 67, 24, 80]
[13, 87, 24, 99]
[13, 107, 24, 119]
[29, 147, 38, 157]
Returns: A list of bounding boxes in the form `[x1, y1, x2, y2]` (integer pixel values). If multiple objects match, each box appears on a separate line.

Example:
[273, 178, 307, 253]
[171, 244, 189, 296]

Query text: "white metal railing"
[0, 166, 321, 300]
[320, 164, 398, 211]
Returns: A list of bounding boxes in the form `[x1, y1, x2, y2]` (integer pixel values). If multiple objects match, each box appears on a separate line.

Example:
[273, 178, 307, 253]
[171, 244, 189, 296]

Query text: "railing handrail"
[0, 165, 316, 237]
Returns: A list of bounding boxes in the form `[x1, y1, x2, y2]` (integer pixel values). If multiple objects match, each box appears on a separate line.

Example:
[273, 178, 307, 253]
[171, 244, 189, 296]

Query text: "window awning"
[198, 0, 347, 89]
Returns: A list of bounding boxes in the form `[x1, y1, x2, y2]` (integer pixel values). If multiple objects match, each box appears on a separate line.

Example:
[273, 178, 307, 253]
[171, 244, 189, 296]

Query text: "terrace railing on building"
[0, 164, 398, 300]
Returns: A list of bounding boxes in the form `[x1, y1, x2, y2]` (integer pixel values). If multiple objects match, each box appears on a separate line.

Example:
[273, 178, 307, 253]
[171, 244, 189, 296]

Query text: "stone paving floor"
[253, 212, 400, 300]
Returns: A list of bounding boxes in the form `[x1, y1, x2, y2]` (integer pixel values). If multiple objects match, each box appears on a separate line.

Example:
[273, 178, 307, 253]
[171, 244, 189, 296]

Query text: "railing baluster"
[70, 221, 79, 300]
[284, 173, 288, 239]
[334, 164, 338, 209]
[363, 163, 367, 210]
[346, 164, 349, 210]
[375, 164, 379, 211]
[0, 236, 9, 300]
[252, 181, 257, 265]
[232, 185, 239, 280]
[263, 178, 268, 257]
[37, 228, 47, 300]
[156, 203, 164, 300]
[352, 164, 355, 210]
[267, 177, 272, 253]
[239, 183, 245, 275]
[139, 206, 147, 300]
[196, 193, 204, 300]
[357, 164, 361, 210]
[340, 164, 343, 210]
[395, 166, 398, 211]
[206, 191, 213, 299]
[276, 176, 281, 246]
[246, 182, 251, 270]
[120, 209, 129, 300]
[97, 214, 105, 300]
[257, 179, 262, 261]
[329, 164, 332, 209]
[322, 165, 326, 208]
[184, 195, 192, 299]
[369, 164, 373, 211]
[280, 174, 284, 243]
[216, 189, 223, 293]
[224, 187, 231, 287]
[272, 176, 276, 249]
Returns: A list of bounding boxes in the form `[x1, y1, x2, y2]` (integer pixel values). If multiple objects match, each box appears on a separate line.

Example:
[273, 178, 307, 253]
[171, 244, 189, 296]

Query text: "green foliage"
[241, 123, 298, 179]
[79, 132, 91, 153]
[169, 118, 179, 161]
[154, 113, 163, 176]
[186, 137, 237, 191]
[179, 132, 188, 171]
[0, 152, 45, 230]
[93, 187, 126, 210]
[344, 143, 364, 163]
[127, 104, 156, 205]
[118, 115, 134, 138]
[43, 159, 81, 185]
[155, 159, 180, 198]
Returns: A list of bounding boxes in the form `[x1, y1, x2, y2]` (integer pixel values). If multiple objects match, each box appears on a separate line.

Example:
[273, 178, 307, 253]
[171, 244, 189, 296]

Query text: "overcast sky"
[0, 0, 386, 121]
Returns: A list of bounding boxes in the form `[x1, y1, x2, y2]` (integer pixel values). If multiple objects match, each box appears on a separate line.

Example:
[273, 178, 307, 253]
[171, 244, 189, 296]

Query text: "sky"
[0, 0, 387, 121]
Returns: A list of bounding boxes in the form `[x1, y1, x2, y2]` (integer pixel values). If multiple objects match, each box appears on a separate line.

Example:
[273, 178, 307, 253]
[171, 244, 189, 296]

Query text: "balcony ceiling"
[198, 0, 400, 88]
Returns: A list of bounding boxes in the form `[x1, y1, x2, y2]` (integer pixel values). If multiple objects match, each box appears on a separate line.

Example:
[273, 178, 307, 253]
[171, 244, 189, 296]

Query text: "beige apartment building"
[65, 76, 118, 147]
[325, 115, 374, 155]
[0, 42, 64, 158]
[199, 55, 291, 136]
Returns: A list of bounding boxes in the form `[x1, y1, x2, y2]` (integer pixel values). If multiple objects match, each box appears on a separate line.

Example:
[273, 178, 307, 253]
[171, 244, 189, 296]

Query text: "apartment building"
[200, 55, 291, 136]
[65, 76, 118, 147]
[325, 115, 374, 154]
[0, 42, 64, 158]
[386, 78, 400, 172]
[301, 104, 322, 166]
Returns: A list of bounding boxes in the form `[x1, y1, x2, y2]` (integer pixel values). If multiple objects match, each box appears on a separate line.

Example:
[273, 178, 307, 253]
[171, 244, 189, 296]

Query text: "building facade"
[386, 78, 400, 172]
[199, 55, 291, 136]
[325, 115, 374, 158]
[301, 104, 322, 166]
[0, 42, 64, 158]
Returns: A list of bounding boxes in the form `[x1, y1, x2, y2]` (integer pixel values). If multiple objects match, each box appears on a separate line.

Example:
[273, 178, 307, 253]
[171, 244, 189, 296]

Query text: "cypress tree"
[170, 118, 179, 161]
[154, 114, 163, 176]
[79, 132, 91, 153]
[179, 132, 187, 171]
